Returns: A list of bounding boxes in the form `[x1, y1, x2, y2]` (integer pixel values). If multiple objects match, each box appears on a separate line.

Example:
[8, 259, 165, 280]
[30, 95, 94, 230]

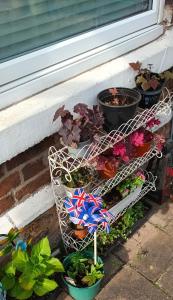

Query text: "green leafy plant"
[0, 237, 64, 300]
[82, 264, 104, 287]
[65, 252, 104, 288]
[0, 228, 23, 257]
[61, 166, 92, 188]
[97, 202, 145, 253]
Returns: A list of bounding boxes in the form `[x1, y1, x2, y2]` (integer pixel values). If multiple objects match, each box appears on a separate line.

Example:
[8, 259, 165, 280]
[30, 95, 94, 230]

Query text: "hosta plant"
[0, 237, 64, 300]
[53, 103, 104, 148]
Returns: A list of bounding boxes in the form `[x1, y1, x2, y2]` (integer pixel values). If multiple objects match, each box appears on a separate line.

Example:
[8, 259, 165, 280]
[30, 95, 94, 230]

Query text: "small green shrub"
[0, 237, 64, 300]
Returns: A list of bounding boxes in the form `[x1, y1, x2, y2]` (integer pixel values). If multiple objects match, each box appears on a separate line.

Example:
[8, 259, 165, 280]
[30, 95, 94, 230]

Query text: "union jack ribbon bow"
[64, 188, 113, 234]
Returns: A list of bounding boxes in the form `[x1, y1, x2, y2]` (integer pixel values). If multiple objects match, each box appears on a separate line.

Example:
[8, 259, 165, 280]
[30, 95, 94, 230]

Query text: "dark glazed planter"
[97, 87, 141, 132]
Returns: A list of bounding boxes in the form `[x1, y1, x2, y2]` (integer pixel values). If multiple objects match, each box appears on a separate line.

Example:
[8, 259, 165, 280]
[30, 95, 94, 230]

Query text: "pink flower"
[146, 118, 160, 129]
[130, 131, 144, 147]
[113, 142, 129, 163]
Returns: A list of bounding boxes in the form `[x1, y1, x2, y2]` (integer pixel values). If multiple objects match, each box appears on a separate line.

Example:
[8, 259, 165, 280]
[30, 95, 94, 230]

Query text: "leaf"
[129, 61, 142, 71]
[19, 273, 36, 291]
[73, 103, 88, 116]
[4, 261, 16, 276]
[53, 105, 69, 122]
[12, 249, 29, 272]
[0, 244, 13, 256]
[1, 275, 15, 290]
[141, 80, 151, 91]
[34, 279, 58, 296]
[109, 88, 118, 96]
[31, 237, 51, 259]
[8, 227, 21, 242]
[10, 282, 33, 300]
[149, 79, 159, 90]
[45, 257, 64, 276]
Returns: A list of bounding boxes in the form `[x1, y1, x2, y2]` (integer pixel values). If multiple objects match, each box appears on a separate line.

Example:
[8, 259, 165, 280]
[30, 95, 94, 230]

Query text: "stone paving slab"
[96, 265, 170, 300]
[148, 200, 173, 229]
[102, 254, 124, 285]
[157, 258, 173, 298]
[130, 226, 173, 282]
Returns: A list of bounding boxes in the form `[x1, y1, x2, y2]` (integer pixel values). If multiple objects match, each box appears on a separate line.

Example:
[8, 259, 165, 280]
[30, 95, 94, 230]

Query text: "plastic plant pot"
[63, 253, 103, 300]
[72, 224, 88, 240]
[63, 182, 90, 199]
[97, 87, 141, 132]
[133, 142, 151, 158]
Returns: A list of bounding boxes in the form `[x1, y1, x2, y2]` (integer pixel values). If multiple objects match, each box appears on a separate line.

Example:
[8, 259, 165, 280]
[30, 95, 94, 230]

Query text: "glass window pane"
[0, 0, 153, 62]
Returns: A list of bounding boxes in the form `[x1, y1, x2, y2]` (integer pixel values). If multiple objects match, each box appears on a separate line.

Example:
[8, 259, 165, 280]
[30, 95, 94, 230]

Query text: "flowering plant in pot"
[129, 61, 164, 108]
[53, 104, 104, 157]
[129, 117, 161, 158]
[61, 166, 92, 198]
[97, 87, 141, 131]
[63, 188, 113, 300]
[0, 236, 64, 300]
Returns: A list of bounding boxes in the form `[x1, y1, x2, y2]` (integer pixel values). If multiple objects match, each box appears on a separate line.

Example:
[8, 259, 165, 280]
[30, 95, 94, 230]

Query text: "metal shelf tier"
[59, 171, 156, 252]
[48, 91, 172, 252]
[48, 89, 172, 176]
[51, 146, 161, 212]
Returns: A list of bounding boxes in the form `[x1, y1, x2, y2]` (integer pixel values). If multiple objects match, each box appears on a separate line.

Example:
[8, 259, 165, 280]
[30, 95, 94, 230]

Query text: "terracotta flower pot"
[73, 224, 88, 240]
[133, 142, 151, 158]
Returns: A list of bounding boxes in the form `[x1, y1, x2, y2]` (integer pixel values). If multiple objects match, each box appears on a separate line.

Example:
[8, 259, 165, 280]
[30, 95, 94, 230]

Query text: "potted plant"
[93, 155, 119, 179]
[53, 104, 104, 157]
[97, 87, 141, 131]
[0, 236, 64, 300]
[63, 251, 103, 300]
[129, 128, 154, 158]
[61, 166, 92, 198]
[129, 117, 161, 158]
[129, 61, 164, 108]
[63, 189, 112, 300]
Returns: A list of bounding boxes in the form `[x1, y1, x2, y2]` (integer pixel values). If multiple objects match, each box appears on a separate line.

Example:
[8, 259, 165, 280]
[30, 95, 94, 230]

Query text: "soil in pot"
[97, 87, 141, 132]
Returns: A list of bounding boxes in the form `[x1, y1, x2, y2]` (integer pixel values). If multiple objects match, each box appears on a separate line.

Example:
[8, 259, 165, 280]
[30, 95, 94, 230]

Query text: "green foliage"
[0, 237, 64, 300]
[97, 202, 145, 253]
[61, 166, 92, 188]
[0, 228, 22, 257]
[65, 252, 104, 287]
[82, 264, 104, 287]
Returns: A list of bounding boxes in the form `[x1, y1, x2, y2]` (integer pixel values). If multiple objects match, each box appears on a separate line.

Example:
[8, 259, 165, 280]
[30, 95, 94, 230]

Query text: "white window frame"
[0, 0, 165, 109]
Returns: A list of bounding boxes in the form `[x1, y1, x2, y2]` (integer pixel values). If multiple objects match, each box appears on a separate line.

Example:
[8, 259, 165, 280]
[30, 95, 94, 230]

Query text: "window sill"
[0, 27, 173, 165]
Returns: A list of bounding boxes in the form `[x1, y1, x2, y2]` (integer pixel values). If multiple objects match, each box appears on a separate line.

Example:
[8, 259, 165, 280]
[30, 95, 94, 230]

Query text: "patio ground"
[57, 198, 173, 300]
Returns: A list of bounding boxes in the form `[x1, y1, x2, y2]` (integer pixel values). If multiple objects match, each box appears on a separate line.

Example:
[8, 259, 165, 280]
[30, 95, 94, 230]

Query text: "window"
[0, 0, 164, 109]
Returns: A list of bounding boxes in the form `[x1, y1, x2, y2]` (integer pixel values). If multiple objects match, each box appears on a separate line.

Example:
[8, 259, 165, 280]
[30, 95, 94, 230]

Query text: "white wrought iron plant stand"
[48, 90, 172, 252]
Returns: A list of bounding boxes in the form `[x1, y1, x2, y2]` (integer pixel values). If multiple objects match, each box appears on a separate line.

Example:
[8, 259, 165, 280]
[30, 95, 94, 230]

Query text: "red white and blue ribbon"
[64, 188, 113, 234]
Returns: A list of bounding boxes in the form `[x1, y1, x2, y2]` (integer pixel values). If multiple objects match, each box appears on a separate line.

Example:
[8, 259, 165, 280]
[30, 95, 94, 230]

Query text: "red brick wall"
[0, 133, 60, 216]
